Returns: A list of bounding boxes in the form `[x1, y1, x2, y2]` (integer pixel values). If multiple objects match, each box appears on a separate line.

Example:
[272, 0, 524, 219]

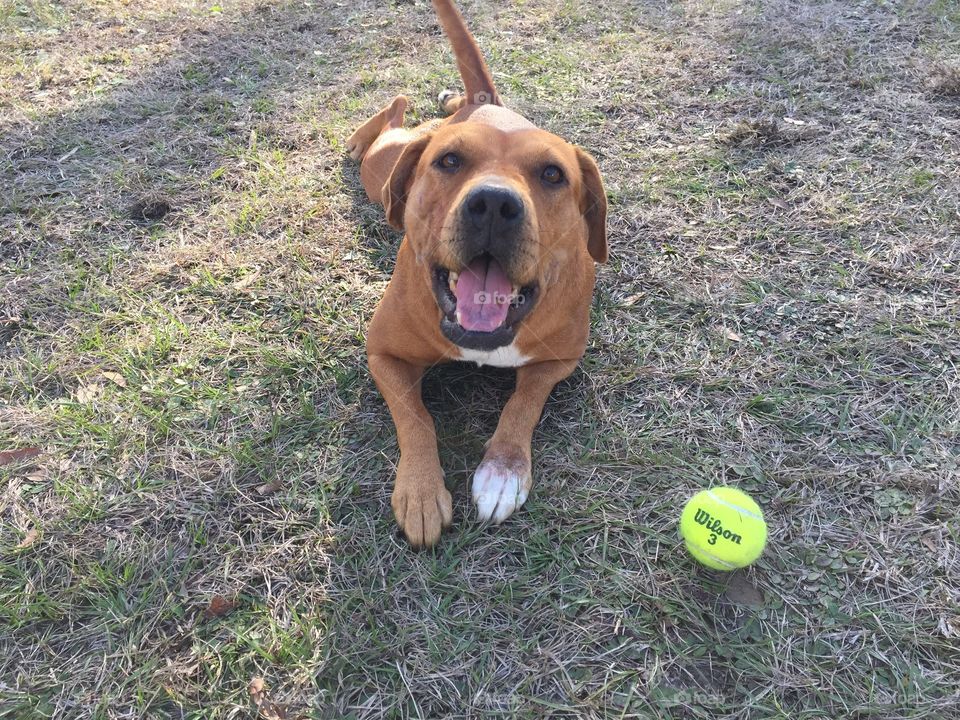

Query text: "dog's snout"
[456, 183, 530, 273]
[463, 185, 525, 231]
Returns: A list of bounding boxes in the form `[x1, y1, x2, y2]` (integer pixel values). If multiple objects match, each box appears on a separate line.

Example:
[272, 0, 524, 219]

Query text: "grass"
[2, 0, 959, 717]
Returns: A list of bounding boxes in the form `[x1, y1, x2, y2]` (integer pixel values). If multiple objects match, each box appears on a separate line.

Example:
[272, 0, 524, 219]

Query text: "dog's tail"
[432, 0, 501, 106]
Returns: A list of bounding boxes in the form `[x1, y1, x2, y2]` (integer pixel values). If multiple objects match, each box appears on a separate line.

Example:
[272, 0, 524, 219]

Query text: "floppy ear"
[576, 148, 608, 263]
[383, 134, 434, 231]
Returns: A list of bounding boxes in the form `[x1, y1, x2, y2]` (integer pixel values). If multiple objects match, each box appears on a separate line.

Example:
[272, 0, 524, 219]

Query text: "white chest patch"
[457, 342, 530, 368]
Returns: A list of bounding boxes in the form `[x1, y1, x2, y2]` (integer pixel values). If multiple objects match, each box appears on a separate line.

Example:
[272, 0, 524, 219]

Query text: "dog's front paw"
[391, 470, 453, 549]
[472, 443, 532, 524]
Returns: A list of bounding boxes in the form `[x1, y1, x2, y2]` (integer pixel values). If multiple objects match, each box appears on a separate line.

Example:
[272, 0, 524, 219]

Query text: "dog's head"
[382, 114, 607, 351]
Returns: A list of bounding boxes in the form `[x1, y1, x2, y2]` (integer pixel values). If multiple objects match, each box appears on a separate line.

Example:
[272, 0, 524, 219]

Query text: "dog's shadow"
[338, 155, 402, 278]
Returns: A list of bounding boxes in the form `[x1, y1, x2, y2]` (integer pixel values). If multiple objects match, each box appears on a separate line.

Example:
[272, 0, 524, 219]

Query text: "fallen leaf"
[620, 293, 643, 307]
[939, 616, 960, 638]
[258, 702, 287, 720]
[205, 595, 237, 618]
[17, 528, 39, 549]
[257, 480, 283, 496]
[722, 328, 742, 342]
[767, 197, 790, 210]
[249, 677, 287, 720]
[0, 447, 41, 466]
[233, 270, 262, 291]
[76, 383, 102, 403]
[102, 371, 127, 388]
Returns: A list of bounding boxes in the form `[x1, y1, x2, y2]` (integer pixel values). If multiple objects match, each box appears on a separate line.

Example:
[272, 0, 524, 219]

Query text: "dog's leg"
[368, 353, 453, 548]
[346, 94, 407, 162]
[472, 358, 579, 524]
[349, 96, 443, 206]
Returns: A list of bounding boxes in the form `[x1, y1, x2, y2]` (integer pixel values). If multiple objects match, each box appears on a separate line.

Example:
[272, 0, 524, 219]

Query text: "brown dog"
[347, 0, 607, 548]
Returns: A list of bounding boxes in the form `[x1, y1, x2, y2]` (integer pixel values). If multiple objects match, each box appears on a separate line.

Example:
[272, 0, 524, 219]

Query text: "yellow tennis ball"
[679, 487, 767, 570]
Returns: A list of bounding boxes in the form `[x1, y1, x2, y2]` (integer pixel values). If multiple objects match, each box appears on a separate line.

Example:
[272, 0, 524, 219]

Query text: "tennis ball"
[679, 487, 767, 570]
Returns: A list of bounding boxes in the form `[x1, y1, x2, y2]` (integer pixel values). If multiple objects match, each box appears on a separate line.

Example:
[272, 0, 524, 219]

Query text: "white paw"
[472, 453, 531, 524]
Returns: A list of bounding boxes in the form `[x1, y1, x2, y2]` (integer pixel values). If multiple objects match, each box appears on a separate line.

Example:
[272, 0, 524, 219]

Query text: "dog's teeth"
[511, 285, 520, 297]
[449, 272, 459, 292]
[455, 309, 463, 326]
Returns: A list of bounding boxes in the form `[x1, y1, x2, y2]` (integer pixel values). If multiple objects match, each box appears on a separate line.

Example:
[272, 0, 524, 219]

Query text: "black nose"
[463, 185, 525, 232]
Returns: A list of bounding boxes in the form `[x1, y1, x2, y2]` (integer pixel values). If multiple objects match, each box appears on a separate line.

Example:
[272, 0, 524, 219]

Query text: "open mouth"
[431, 253, 538, 350]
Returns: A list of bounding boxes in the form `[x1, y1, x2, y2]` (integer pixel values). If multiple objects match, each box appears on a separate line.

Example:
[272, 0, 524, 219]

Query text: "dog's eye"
[541, 165, 565, 185]
[437, 152, 461, 170]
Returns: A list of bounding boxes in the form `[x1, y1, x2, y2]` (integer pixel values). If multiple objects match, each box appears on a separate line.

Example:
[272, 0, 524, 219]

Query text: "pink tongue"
[454, 256, 513, 332]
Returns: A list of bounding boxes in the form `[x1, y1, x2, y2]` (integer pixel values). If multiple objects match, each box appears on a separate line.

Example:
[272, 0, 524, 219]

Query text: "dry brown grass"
[2, 0, 959, 718]
[926, 61, 960, 95]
